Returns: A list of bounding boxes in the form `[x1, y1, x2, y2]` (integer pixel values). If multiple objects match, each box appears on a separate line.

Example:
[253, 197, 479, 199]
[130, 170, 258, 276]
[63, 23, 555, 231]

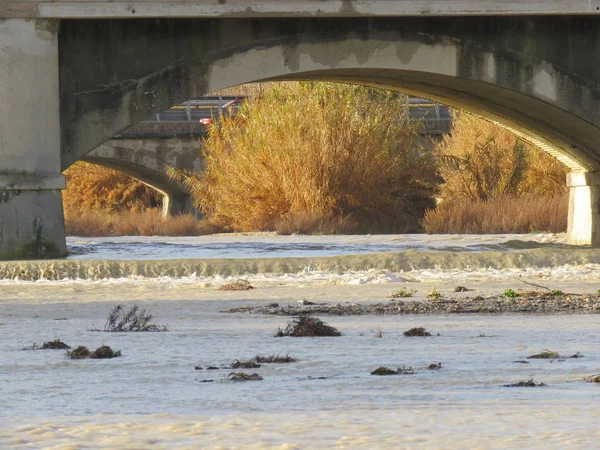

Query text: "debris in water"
[219, 280, 254, 291]
[275, 316, 341, 337]
[371, 367, 397, 376]
[527, 350, 560, 359]
[454, 286, 469, 292]
[228, 372, 263, 382]
[67, 345, 121, 360]
[503, 379, 546, 387]
[42, 339, 71, 350]
[403, 327, 432, 337]
[427, 363, 442, 370]
[512, 360, 530, 364]
[253, 354, 297, 364]
[103, 305, 167, 332]
[231, 359, 261, 369]
[371, 366, 415, 375]
[585, 374, 600, 383]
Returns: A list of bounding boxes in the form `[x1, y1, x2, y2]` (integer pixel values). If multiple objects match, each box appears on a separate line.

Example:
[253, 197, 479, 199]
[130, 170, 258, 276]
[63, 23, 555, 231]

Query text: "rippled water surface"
[1, 233, 600, 448]
[66, 233, 567, 260]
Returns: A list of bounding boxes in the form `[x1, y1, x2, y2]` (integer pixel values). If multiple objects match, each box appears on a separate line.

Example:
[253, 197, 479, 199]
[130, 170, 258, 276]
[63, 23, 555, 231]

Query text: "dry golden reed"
[173, 82, 439, 234]
[65, 209, 219, 237]
[436, 112, 567, 201]
[422, 194, 568, 234]
[63, 162, 161, 214]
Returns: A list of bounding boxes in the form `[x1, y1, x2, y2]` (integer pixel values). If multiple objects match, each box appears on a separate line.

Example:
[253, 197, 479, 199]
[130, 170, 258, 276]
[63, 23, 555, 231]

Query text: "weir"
[2, 8, 600, 258]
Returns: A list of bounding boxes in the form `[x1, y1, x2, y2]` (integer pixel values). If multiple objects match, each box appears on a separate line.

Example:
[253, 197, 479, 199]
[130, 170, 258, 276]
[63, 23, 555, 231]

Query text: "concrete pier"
[567, 172, 600, 246]
[0, 19, 67, 259]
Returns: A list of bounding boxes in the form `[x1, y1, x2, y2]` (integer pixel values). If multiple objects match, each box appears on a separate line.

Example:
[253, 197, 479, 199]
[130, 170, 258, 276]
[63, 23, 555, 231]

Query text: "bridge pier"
[162, 194, 201, 218]
[0, 19, 67, 259]
[567, 172, 600, 246]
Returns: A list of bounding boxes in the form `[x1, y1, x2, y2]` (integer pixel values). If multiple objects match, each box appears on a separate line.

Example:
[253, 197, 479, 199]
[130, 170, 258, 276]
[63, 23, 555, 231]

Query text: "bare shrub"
[275, 316, 341, 337]
[423, 194, 568, 234]
[172, 82, 439, 234]
[104, 305, 167, 332]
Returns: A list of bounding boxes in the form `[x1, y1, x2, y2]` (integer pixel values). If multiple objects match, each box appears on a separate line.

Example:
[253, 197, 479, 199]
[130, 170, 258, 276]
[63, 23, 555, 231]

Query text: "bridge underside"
[2, 15, 600, 258]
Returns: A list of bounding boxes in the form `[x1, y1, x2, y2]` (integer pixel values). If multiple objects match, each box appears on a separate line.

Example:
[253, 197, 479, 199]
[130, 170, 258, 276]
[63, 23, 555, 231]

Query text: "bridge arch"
[61, 17, 600, 173]
[57, 17, 600, 245]
[83, 137, 203, 217]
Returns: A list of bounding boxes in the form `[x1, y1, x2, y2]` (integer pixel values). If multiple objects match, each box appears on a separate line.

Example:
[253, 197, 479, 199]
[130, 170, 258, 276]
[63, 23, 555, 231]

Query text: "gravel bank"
[224, 292, 600, 315]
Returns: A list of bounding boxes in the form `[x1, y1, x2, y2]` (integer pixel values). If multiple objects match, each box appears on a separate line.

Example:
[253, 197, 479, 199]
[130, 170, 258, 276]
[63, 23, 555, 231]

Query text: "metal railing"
[142, 96, 452, 124]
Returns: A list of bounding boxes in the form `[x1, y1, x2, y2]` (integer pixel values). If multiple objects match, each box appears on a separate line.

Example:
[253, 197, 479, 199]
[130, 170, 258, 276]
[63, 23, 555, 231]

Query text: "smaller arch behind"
[84, 136, 204, 217]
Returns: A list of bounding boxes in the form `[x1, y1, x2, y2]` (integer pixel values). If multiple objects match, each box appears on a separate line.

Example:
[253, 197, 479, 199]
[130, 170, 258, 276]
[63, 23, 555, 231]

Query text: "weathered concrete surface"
[59, 17, 600, 173]
[4, 1, 600, 19]
[84, 137, 204, 217]
[567, 172, 600, 246]
[55, 16, 600, 246]
[0, 19, 67, 259]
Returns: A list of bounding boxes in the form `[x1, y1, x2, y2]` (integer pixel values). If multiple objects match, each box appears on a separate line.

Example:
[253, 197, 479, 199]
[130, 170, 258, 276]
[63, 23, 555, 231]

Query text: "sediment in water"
[2, 248, 600, 281]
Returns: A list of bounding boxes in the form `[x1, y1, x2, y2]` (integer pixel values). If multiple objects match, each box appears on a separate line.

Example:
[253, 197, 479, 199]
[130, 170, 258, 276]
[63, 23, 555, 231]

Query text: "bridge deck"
[3, 1, 600, 19]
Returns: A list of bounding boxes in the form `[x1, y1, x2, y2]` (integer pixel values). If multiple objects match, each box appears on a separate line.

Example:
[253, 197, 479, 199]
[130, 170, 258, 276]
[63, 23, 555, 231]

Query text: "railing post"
[155, 113, 161, 123]
[186, 100, 192, 122]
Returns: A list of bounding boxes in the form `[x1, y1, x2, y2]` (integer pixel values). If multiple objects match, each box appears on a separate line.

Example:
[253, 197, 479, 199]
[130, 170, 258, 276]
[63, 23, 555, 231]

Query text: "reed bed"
[422, 194, 568, 234]
[65, 209, 218, 237]
[173, 82, 439, 234]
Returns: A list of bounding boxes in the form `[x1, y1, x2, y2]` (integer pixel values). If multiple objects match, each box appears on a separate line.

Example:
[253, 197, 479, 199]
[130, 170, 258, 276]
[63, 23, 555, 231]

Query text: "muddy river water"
[1, 233, 599, 448]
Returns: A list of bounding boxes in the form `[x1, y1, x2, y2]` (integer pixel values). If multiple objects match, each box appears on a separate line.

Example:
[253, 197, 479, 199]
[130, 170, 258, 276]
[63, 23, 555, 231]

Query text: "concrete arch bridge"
[85, 96, 450, 218]
[2, 7, 600, 257]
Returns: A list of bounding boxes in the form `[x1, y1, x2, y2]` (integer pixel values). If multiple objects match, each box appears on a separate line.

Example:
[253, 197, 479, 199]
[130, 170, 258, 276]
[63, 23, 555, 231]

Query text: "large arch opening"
[58, 16, 600, 244]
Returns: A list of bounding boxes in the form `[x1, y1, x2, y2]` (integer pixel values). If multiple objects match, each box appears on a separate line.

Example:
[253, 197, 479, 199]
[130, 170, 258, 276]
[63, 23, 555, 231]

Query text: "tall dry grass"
[173, 82, 439, 233]
[422, 194, 568, 234]
[65, 209, 220, 237]
[425, 112, 569, 234]
[437, 112, 567, 201]
[63, 162, 161, 214]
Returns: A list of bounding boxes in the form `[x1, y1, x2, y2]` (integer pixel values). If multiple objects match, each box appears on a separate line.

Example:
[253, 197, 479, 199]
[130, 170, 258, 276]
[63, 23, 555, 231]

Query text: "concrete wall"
[0, 19, 67, 259]
[4, 1, 600, 19]
[59, 17, 600, 174]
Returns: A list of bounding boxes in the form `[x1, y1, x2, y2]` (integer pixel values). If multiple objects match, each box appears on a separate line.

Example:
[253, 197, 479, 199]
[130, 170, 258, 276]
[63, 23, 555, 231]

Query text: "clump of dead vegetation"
[228, 372, 263, 382]
[23, 339, 71, 350]
[67, 345, 121, 360]
[231, 359, 261, 369]
[104, 305, 167, 332]
[371, 362, 442, 376]
[503, 379, 547, 387]
[527, 350, 560, 359]
[42, 339, 71, 349]
[403, 327, 432, 337]
[218, 279, 254, 291]
[275, 316, 341, 337]
[585, 375, 600, 383]
[527, 350, 583, 360]
[388, 288, 416, 299]
[253, 354, 297, 364]
[371, 366, 415, 376]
